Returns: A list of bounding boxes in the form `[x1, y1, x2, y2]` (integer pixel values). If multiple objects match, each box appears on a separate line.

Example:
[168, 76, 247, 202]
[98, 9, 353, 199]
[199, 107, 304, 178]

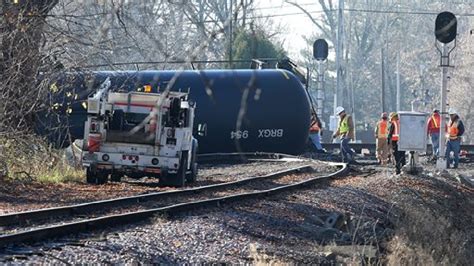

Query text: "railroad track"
[0, 153, 348, 249]
[120, 152, 305, 187]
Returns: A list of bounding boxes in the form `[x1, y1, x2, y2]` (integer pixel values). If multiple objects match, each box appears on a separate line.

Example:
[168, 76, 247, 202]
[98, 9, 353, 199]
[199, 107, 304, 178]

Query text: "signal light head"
[435, 11, 457, 44]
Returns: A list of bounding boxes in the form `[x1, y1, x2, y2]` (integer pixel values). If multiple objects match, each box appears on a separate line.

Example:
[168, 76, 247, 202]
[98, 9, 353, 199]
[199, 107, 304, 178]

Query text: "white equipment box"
[329, 115, 338, 132]
[398, 111, 428, 152]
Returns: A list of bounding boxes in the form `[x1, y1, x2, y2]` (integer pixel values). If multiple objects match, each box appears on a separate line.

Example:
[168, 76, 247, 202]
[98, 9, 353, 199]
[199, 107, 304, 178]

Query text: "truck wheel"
[86, 168, 108, 185]
[110, 173, 122, 182]
[186, 162, 198, 183]
[173, 154, 187, 187]
[160, 153, 186, 187]
[158, 170, 169, 187]
[186, 139, 198, 183]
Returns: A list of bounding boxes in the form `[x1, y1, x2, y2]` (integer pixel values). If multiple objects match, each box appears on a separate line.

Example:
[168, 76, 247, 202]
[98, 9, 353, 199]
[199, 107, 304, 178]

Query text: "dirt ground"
[1, 157, 473, 264]
[340, 161, 474, 265]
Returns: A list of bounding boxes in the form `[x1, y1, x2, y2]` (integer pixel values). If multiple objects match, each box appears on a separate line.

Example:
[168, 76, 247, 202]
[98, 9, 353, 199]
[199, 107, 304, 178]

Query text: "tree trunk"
[0, 0, 58, 133]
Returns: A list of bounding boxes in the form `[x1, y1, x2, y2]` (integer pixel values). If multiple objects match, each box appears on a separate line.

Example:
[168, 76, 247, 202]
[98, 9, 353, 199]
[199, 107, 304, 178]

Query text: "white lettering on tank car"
[230, 130, 249, 139]
[258, 129, 284, 138]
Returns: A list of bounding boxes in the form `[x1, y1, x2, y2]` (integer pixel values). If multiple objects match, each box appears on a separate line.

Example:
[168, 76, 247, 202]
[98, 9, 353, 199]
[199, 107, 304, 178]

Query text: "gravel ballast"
[1, 156, 472, 264]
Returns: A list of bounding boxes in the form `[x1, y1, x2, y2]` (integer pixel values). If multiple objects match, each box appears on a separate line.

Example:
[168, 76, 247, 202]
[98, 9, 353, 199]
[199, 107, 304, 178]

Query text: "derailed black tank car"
[40, 70, 311, 155]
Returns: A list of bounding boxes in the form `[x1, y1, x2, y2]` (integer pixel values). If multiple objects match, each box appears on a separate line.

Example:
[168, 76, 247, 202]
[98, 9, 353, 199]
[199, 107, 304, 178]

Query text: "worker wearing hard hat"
[445, 108, 465, 169]
[427, 109, 441, 160]
[374, 112, 389, 165]
[387, 112, 406, 174]
[332, 106, 356, 163]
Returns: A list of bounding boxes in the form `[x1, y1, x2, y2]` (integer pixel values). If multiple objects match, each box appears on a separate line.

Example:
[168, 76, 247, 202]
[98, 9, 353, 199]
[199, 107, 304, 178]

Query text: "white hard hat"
[335, 106, 345, 115]
[448, 108, 457, 115]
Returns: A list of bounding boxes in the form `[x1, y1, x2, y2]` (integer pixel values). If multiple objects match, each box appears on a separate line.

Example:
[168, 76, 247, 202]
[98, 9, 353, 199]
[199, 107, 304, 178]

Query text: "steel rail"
[322, 143, 474, 153]
[0, 162, 347, 248]
[0, 164, 311, 228]
[196, 152, 302, 164]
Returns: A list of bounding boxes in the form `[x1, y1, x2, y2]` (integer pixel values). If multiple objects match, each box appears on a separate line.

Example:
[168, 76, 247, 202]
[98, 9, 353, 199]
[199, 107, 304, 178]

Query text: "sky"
[255, 0, 326, 60]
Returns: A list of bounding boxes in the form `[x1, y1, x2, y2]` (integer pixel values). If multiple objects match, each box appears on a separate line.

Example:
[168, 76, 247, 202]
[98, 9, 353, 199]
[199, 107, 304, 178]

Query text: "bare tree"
[295, 0, 473, 140]
[0, 0, 58, 134]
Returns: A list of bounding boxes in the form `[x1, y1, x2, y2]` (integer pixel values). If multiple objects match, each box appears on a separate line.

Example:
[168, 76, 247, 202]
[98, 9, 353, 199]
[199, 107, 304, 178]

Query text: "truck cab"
[82, 78, 198, 187]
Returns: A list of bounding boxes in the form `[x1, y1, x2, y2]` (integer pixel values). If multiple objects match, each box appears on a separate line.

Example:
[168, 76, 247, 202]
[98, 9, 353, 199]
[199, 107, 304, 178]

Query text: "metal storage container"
[398, 111, 428, 152]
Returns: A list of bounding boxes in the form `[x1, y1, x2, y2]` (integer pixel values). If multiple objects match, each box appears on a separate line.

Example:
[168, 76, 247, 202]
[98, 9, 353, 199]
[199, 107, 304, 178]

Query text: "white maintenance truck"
[81, 78, 198, 187]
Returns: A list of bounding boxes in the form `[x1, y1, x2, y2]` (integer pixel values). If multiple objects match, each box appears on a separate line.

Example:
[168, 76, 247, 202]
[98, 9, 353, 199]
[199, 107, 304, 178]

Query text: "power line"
[192, 8, 474, 24]
[45, 6, 474, 27]
[250, 2, 321, 11]
[344, 8, 474, 17]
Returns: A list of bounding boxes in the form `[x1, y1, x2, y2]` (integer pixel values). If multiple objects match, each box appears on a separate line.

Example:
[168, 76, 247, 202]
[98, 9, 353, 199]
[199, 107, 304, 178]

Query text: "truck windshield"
[124, 113, 148, 126]
[107, 111, 154, 144]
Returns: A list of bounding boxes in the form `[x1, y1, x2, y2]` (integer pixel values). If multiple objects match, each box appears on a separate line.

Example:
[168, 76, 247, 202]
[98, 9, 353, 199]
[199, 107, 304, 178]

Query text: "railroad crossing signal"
[434, 11, 457, 170]
[312, 39, 329, 125]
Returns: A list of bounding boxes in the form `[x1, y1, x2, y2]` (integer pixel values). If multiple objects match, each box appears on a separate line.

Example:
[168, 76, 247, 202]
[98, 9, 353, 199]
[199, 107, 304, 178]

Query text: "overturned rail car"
[39, 70, 311, 154]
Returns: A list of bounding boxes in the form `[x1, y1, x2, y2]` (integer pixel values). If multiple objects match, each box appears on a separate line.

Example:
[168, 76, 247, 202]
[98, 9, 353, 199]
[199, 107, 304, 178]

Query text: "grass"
[35, 163, 84, 183]
[1, 137, 84, 184]
[386, 206, 470, 265]
[382, 174, 473, 265]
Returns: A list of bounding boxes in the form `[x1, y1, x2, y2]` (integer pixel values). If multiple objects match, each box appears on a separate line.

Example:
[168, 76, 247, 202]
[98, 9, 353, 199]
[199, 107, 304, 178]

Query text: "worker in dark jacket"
[309, 114, 325, 153]
[446, 108, 465, 169]
[387, 112, 406, 174]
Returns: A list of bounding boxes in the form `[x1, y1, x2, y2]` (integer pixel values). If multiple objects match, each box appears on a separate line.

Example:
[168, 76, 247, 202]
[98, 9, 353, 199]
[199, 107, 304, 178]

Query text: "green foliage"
[0, 137, 83, 184]
[36, 164, 84, 184]
[232, 29, 286, 68]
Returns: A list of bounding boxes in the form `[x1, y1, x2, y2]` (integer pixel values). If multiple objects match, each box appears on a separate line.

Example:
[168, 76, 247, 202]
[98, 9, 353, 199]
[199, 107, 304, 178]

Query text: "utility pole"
[228, 0, 233, 69]
[381, 47, 385, 113]
[350, 71, 356, 141]
[380, 12, 388, 113]
[420, 64, 425, 106]
[438, 44, 449, 169]
[317, 62, 325, 118]
[396, 52, 400, 111]
[335, 0, 344, 108]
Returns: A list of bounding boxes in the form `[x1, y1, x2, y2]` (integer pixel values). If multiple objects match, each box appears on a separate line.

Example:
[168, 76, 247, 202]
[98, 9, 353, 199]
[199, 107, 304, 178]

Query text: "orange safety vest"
[310, 121, 320, 133]
[377, 120, 388, 139]
[448, 120, 459, 140]
[391, 120, 400, 141]
[431, 115, 440, 129]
